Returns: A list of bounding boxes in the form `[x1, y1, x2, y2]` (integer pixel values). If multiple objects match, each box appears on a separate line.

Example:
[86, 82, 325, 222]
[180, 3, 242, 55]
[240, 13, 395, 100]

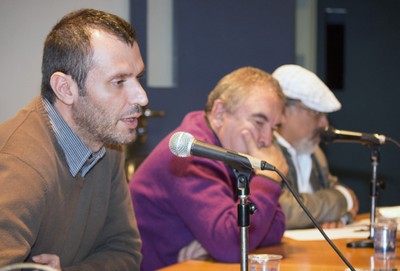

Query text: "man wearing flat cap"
[272, 64, 359, 229]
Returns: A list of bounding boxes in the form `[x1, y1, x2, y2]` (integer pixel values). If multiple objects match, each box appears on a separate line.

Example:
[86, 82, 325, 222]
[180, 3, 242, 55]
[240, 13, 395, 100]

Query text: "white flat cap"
[272, 64, 341, 113]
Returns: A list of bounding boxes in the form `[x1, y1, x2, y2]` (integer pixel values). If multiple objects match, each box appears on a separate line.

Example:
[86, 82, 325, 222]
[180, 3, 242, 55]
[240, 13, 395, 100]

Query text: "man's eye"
[255, 120, 265, 128]
[114, 79, 126, 86]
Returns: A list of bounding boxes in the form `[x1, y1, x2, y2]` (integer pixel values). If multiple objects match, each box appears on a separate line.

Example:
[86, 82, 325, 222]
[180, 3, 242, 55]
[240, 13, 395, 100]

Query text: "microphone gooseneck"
[320, 126, 386, 145]
[274, 169, 356, 271]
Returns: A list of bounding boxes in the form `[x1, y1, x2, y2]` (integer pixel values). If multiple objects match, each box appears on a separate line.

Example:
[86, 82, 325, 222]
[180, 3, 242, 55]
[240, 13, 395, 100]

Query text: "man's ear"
[208, 99, 226, 129]
[49, 72, 76, 105]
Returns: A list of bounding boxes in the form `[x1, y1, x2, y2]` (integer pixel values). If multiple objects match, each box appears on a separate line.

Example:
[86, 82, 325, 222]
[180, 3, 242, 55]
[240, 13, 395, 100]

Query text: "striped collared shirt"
[43, 98, 106, 177]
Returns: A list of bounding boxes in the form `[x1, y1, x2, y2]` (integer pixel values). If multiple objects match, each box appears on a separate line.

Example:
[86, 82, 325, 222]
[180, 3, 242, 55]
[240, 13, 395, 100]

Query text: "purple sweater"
[130, 111, 285, 271]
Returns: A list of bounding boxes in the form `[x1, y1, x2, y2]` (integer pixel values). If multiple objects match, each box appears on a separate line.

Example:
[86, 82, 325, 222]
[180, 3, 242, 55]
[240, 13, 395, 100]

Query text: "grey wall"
[0, 0, 130, 123]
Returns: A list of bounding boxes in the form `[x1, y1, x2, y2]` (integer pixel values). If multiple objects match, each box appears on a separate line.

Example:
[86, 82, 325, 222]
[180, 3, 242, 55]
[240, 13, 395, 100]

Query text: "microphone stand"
[232, 167, 254, 271]
[231, 162, 356, 271]
[347, 144, 383, 248]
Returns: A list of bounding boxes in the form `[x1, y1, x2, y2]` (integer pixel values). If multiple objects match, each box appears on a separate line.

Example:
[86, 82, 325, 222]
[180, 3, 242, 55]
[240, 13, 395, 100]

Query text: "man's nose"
[128, 81, 149, 107]
[259, 129, 273, 148]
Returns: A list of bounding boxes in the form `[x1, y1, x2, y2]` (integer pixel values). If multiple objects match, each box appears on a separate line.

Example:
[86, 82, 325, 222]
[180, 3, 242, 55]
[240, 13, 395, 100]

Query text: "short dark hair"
[41, 9, 137, 103]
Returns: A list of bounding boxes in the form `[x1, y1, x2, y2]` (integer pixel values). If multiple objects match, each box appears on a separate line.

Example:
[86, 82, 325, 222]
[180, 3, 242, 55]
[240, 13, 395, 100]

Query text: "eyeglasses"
[287, 102, 327, 119]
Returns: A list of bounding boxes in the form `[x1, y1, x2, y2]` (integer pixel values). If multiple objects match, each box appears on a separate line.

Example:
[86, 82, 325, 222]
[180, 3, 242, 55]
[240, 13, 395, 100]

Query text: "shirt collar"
[43, 98, 106, 177]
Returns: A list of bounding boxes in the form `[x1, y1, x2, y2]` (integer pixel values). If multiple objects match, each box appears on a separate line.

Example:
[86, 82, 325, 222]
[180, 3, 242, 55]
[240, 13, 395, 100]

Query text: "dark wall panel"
[317, 0, 400, 212]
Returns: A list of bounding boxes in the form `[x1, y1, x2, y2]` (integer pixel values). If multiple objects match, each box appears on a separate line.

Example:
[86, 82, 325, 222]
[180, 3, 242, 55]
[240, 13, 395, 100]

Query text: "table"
[159, 236, 400, 271]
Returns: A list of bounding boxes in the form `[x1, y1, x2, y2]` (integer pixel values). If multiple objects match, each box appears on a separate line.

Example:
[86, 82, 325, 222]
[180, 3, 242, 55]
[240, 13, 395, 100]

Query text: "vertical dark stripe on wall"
[325, 8, 346, 91]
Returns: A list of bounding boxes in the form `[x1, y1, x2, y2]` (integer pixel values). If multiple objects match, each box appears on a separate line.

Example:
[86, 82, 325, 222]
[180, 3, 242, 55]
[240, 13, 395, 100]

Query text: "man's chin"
[104, 131, 137, 145]
[122, 133, 138, 145]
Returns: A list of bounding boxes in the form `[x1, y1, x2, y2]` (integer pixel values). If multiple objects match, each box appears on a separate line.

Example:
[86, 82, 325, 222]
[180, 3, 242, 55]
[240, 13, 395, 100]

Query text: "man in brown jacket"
[0, 9, 148, 270]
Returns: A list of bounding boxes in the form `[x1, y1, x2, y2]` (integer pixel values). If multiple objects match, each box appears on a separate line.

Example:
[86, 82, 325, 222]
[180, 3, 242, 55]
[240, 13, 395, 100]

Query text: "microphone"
[169, 131, 357, 271]
[168, 131, 275, 171]
[169, 131, 359, 270]
[320, 126, 386, 145]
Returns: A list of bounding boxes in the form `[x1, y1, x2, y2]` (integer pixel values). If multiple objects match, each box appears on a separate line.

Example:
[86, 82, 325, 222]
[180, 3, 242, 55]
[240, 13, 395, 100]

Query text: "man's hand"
[241, 130, 288, 182]
[347, 187, 359, 221]
[178, 240, 209, 262]
[32, 254, 61, 270]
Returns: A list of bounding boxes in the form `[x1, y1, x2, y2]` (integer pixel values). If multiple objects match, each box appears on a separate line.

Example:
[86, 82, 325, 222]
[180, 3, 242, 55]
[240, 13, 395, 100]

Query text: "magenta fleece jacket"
[130, 111, 285, 271]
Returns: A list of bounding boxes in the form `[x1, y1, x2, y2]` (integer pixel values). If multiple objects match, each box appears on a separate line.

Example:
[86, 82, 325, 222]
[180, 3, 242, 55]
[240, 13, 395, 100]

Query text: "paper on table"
[377, 205, 400, 225]
[377, 205, 400, 219]
[284, 206, 400, 241]
[284, 219, 370, 241]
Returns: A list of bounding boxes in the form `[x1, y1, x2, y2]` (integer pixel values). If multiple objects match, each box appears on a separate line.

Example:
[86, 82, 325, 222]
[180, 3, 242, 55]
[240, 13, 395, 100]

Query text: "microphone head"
[319, 126, 336, 144]
[169, 132, 194, 157]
